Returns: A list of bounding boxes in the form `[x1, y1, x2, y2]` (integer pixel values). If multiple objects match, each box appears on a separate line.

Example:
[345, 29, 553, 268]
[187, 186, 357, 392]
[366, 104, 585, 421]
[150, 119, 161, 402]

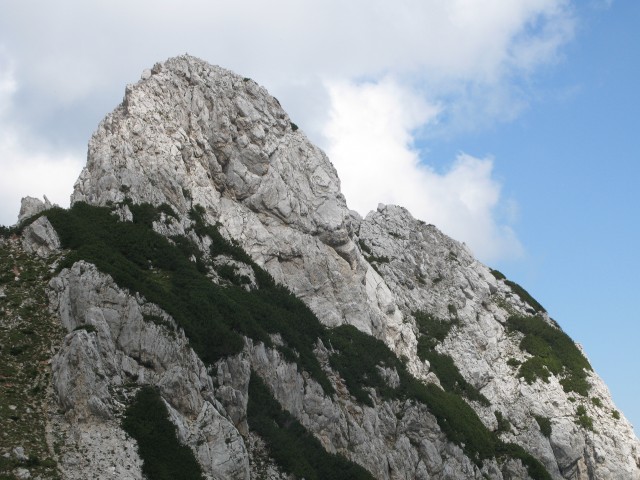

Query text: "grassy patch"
[122, 386, 204, 480]
[418, 349, 489, 405]
[0, 239, 63, 479]
[507, 358, 521, 368]
[414, 311, 456, 349]
[506, 315, 591, 396]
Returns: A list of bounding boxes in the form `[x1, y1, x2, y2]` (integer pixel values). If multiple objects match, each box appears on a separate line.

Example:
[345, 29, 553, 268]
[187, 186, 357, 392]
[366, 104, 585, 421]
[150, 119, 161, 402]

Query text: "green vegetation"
[247, 373, 373, 480]
[142, 314, 177, 337]
[216, 263, 252, 286]
[414, 311, 456, 348]
[0, 238, 63, 479]
[328, 324, 494, 463]
[489, 268, 506, 281]
[495, 411, 511, 434]
[577, 414, 594, 431]
[419, 350, 489, 405]
[591, 397, 603, 408]
[0, 225, 14, 238]
[413, 311, 488, 405]
[504, 280, 545, 313]
[495, 442, 552, 480]
[73, 324, 97, 333]
[327, 324, 399, 406]
[122, 386, 204, 480]
[489, 268, 546, 313]
[326, 323, 550, 478]
[124, 200, 177, 227]
[358, 239, 372, 255]
[358, 239, 390, 266]
[612, 410, 620, 420]
[290, 122, 299, 131]
[575, 404, 594, 431]
[534, 415, 552, 438]
[506, 315, 591, 396]
[507, 358, 521, 368]
[45, 202, 333, 393]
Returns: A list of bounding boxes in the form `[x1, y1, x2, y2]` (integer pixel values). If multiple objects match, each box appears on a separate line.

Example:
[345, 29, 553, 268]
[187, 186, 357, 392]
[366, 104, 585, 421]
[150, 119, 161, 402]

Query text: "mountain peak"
[5, 57, 639, 479]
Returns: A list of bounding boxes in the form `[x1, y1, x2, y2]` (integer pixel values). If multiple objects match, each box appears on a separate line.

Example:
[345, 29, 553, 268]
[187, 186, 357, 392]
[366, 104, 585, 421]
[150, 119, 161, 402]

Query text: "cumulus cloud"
[324, 79, 523, 262]
[0, 0, 575, 257]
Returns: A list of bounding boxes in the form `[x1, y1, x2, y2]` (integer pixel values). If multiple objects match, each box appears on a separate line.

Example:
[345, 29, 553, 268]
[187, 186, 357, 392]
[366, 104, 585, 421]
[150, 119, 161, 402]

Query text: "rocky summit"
[2, 55, 639, 480]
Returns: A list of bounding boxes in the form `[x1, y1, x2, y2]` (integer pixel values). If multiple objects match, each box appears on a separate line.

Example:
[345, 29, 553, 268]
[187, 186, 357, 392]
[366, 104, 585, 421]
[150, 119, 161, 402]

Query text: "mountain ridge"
[1, 54, 639, 479]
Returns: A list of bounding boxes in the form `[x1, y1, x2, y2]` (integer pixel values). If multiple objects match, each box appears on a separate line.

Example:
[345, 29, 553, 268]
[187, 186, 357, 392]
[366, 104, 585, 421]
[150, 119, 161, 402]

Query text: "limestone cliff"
[2, 55, 639, 480]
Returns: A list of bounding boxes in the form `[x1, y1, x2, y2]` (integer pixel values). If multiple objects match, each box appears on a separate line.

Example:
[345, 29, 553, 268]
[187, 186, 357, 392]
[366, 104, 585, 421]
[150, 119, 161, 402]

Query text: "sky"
[0, 0, 638, 433]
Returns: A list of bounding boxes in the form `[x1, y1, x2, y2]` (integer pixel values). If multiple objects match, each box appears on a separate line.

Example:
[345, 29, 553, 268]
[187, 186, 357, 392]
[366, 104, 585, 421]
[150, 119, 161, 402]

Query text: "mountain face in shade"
[3, 55, 639, 480]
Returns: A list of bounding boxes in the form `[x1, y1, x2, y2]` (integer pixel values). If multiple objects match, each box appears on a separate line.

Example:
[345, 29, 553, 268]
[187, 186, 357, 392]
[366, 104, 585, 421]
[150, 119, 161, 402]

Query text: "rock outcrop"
[4, 55, 639, 479]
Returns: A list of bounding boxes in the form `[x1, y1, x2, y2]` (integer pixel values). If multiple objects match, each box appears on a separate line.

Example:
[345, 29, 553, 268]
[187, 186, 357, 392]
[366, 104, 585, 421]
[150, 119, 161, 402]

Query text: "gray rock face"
[39, 55, 640, 479]
[18, 196, 52, 224]
[21, 216, 61, 257]
[48, 261, 250, 480]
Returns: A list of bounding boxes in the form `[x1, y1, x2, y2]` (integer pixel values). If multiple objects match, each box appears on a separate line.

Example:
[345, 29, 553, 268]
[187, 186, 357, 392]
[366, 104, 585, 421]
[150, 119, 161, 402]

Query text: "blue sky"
[0, 1, 638, 433]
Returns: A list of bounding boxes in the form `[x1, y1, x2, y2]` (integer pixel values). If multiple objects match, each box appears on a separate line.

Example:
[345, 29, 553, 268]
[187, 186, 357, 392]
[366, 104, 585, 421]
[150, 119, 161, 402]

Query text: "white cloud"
[324, 79, 523, 262]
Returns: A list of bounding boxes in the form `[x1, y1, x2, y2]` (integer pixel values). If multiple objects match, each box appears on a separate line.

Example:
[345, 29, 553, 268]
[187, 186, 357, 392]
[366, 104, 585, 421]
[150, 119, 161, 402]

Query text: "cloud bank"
[0, 0, 575, 261]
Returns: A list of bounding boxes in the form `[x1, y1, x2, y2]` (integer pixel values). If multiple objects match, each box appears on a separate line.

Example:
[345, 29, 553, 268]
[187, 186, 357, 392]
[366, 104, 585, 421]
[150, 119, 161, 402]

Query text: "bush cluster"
[504, 280, 546, 313]
[575, 404, 594, 431]
[495, 410, 512, 434]
[507, 315, 591, 396]
[489, 268, 546, 313]
[534, 415, 552, 438]
[122, 386, 204, 480]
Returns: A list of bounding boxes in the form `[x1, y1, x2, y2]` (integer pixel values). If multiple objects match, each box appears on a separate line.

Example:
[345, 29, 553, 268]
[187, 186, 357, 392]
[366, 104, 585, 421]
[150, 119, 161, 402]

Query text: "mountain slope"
[2, 55, 639, 479]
